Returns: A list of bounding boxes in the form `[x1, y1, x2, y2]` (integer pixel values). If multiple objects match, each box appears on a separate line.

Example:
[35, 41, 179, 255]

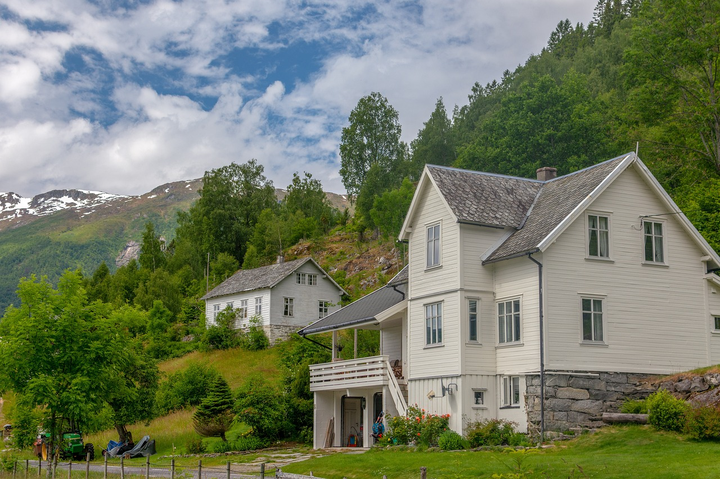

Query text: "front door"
[341, 396, 363, 447]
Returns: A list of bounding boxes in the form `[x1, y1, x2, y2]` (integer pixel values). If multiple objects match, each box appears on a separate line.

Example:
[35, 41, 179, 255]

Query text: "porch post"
[354, 329, 358, 359]
[332, 331, 337, 361]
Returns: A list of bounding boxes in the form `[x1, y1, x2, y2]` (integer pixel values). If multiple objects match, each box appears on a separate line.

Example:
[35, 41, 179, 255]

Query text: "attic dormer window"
[426, 224, 441, 268]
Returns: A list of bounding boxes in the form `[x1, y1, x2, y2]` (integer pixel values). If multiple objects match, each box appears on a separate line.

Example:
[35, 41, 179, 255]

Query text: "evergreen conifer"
[192, 375, 235, 441]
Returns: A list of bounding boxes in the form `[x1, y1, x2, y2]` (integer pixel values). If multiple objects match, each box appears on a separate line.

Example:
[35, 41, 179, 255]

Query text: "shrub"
[235, 374, 288, 442]
[193, 375, 235, 441]
[646, 389, 689, 432]
[684, 405, 720, 440]
[186, 438, 207, 454]
[155, 362, 220, 415]
[240, 316, 269, 351]
[465, 419, 518, 447]
[201, 307, 240, 351]
[438, 430, 468, 450]
[385, 405, 450, 447]
[621, 398, 648, 414]
[234, 435, 267, 451]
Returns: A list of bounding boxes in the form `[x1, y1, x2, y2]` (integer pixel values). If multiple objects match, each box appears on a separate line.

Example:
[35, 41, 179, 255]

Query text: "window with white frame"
[255, 297, 262, 316]
[498, 299, 521, 344]
[468, 299, 479, 342]
[296, 272, 305, 284]
[581, 297, 604, 342]
[308, 273, 317, 286]
[473, 390, 485, 406]
[238, 299, 248, 319]
[425, 302, 443, 345]
[213, 303, 220, 320]
[318, 300, 329, 319]
[587, 214, 610, 258]
[426, 224, 440, 268]
[644, 220, 665, 263]
[283, 297, 294, 317]
[502, 376, 521, 407]
[296, 272, 318, 285]
[226, 301, 234, 309]
[714, 316, 720, 331]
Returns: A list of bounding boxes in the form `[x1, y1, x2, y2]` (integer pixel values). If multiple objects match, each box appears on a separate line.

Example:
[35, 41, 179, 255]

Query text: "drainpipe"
[527, 253, 545, 443]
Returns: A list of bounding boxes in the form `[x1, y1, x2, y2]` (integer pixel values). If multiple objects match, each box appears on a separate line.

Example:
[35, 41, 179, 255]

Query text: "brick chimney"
[536, 167, 557, 181]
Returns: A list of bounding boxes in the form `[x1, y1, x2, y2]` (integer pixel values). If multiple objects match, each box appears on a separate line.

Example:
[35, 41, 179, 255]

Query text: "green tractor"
[34, 420, 95, 461]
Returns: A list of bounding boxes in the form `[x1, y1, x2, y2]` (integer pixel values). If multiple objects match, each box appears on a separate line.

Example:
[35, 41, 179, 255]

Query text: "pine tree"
[192, 375, 235, 441]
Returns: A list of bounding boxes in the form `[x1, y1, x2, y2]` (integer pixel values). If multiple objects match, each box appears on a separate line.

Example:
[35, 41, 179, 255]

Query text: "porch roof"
[298, 266, 407, 336]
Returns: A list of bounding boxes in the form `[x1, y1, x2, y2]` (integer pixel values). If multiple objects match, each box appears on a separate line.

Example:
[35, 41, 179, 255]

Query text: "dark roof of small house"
[483, 155, 627, 262]
[298, 266, 408, 336]
[201, 257, 343, 300]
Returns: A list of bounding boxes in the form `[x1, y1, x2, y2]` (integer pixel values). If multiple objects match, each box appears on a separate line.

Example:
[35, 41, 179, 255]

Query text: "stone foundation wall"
[262, 324, 298, 343]
[525, 372, 660, 435]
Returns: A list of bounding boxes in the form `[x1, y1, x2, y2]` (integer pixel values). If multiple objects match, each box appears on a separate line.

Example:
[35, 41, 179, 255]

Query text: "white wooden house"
[299, 153, 720, 448]
[202, 257, 346, 342]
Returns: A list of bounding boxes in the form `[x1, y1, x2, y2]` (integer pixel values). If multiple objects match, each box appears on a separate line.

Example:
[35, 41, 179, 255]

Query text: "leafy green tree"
[87, 261, 112, 303]
[210, 252, 239, 286]
[0, 271, 122, 454]
[139, 222, 166, 272]
[134, 269, 183, 317]
[235, 374, 288, 441]
[192, 375, 235, 441]
[109, 259, 142, 307]
[241, 244, 262, 270]
[339, 92, 408, 209]
[370, 178, 416, 240]
[410, 98, 455, 179]
[284, 172, 336, 232]
[627, 0, 720, 173]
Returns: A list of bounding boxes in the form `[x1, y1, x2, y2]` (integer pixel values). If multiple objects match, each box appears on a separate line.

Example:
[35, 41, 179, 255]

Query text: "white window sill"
[499, 405, 520, 410]
[641, 261, 669, 268]
[711, 330, 720, 336]
[466, 341, 482, 347]
[424, 343, 445, 350]
[585, 256, 614, 263]
[471, 406, 487, 410]
[425, 264, 442, 272]
[579, 341, 609, 347]
[496, 342, 524, 349]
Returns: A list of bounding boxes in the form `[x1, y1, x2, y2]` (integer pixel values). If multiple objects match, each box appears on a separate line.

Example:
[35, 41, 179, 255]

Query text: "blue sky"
[0, 0, 594, 197]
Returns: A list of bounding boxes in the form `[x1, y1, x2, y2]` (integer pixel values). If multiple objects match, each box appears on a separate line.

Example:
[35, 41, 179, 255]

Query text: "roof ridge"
[426, 164, 543, 183]
[545, 153, 632, 183]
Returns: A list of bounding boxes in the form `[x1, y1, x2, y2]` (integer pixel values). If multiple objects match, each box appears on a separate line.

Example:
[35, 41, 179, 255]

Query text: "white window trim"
[283, 297, 294, 317]
[238, 299, 248, 320]
[318, 300, 330, 319]
[424, 301, 444, 346]
[212, 303, 220, 320]
[585, 211, 613, 262]
[496, 296, 522, 346]
[425, 221, 442, 270]
[641, 218, 668, 266]
[578, 293, 607, 345]
[255, 296, 263, 316]
[712, 315, 720, 333]
[467, 297, 481, 344]
[501, 376, 521, 408]
[472, 388, 487, 409]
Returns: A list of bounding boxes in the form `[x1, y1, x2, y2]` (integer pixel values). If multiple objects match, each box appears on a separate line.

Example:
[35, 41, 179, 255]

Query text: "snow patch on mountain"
[0, 189, 128, 222]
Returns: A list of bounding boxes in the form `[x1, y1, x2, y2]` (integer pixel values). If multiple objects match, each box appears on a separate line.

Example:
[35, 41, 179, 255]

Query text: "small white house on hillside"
[202, 257, 346, 342]
[299, 153, 720, 448]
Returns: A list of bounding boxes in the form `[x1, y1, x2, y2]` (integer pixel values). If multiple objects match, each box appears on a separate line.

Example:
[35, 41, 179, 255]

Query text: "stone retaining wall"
[525, 372, 660, 435]
[263, 324, 298, 343]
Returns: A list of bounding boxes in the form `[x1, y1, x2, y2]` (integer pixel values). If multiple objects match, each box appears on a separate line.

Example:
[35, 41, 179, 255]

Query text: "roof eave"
[399, 166, 459, 241]
[482, 248, 540, 265]
[299, 316, 379, 336]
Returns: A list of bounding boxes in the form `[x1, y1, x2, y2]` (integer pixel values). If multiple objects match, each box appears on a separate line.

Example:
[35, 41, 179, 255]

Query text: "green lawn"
[280, 425, 720, 478]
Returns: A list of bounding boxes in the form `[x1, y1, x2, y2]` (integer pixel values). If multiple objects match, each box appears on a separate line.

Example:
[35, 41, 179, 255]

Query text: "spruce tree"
[192, 375, 235, 441]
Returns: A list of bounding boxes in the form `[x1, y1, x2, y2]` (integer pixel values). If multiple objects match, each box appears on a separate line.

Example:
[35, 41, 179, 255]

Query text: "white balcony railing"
[310, 355, 407, 416]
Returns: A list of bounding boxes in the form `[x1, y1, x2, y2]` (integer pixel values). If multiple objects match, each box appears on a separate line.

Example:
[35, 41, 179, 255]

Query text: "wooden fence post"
[13, 460, 17, 479]
[170, 459, 175, 479]
[103, 454, 107, 479]
[420, 466, 427, 479]
[25, 459, 29, 479]
[145, 456, 150, 479]
[120, 457, 124, 479]
[85, 453, 90, 479]
[67, 460, 71, 479]
[198, 460, 202, 479]
[260, 463, 265, 479]
[37, 459, 41, 477]
[226, 461, 230, 479]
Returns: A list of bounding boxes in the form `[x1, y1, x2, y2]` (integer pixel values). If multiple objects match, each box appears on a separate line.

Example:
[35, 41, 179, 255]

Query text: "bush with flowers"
[385, 405, 451, 447]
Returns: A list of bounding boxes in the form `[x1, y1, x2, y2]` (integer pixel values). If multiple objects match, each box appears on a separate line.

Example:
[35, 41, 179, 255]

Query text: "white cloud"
[0, 0, 596, 197]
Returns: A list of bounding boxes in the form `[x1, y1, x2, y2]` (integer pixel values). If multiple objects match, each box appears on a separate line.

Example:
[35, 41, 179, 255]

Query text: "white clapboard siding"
[707, 282, 720, 364]
[407, 293, 461, 379]
[494, 256, 541, 374]
[544, 164, 710, 374]
[462, 290, 499, 376]
[460, 224, 506, 292]
[381, 325, 403, 363]
[205, 288, 271, 327]
[270, 264, 344, 328]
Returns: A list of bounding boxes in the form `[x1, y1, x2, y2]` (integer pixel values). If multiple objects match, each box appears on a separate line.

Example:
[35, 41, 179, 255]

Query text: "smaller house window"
[226, 301, 233, 309]
[213, 303, 220, 320]
[582, 298, 604, 342]
[238, 299, 248, 319]
[318, 300, 329, 319]
[426, 224, 440, 268]
[308, 273, 318, 286]
[468, 299, 479, 342]
[296, 273, 306, 284]
[425, 302, 443, 345]
[498, 299, 521, 344]
[473, 390, 485, 406]
[502, 376, 520, 407]
[296, 272, 317, 285]
[714, 316, 720, 331]
[284, 297, 294, 317]
[255, 297, 262, 316]
[644, 220, 665, 263]
[588, 214, 609, 258]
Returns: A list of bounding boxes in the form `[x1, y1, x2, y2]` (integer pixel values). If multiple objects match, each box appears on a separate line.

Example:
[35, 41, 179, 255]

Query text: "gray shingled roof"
[201, 257, 314, 300]
[427, 166, 542, 228]
[483, 156, 627, 263]
[298, 266, 408, 335]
